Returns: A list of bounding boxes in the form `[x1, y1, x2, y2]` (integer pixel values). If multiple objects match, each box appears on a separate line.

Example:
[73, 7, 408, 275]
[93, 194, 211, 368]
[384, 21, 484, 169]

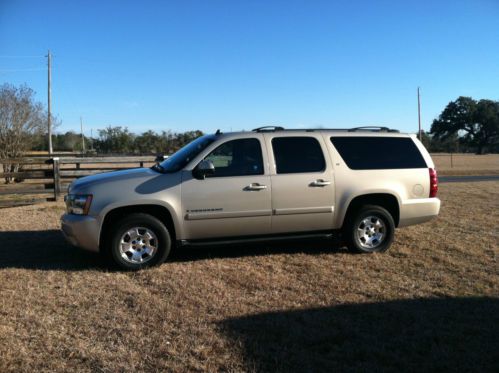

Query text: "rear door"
[264, 133, 335, 233]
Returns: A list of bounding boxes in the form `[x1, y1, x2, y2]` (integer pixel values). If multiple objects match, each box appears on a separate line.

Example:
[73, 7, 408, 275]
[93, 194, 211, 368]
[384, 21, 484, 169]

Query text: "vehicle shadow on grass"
[0, 230, 102, 270]
[219, 297, 499, 372]
[0, 230, 343, 270]
[170, 239, 345, 263]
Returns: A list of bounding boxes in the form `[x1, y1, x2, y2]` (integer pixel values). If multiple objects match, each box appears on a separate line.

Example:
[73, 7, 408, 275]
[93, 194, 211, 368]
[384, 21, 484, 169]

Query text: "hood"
[69, 168, 158, 193]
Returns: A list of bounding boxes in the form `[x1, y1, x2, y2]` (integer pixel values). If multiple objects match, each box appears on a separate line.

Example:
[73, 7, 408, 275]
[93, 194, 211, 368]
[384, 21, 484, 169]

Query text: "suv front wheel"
[106, 213, 171, 270]
[344, 205, 395, 253]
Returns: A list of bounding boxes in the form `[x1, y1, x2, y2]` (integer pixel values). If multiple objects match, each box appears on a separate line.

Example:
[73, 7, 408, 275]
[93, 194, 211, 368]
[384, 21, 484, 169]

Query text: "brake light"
[429, 168, 438, 198]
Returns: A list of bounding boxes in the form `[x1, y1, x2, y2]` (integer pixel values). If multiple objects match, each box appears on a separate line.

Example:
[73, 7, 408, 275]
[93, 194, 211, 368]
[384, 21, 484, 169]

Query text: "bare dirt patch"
[0, 182, 497, 371]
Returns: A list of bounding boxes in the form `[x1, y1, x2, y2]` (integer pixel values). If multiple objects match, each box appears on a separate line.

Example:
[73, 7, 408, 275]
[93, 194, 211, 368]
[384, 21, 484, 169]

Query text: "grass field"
[432, 153, 499, 176]
[0, 181, 497, 371]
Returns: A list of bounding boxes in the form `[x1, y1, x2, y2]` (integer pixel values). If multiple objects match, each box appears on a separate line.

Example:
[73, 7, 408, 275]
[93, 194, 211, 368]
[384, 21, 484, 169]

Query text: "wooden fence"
[0, 156, 160, 208]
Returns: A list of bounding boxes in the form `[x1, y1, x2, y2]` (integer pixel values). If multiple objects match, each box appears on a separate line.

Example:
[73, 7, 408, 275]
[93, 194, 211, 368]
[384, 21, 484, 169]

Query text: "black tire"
[344, 205, 395, 254]
[105, 213, 171, 270]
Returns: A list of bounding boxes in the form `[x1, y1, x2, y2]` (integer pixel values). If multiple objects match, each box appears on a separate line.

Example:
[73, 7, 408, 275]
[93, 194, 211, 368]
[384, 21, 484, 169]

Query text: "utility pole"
[417, 87, 422, 141]
[47, 50, 53, 154]
[90, 128, 94, 151]
[80, 116, 86, 153]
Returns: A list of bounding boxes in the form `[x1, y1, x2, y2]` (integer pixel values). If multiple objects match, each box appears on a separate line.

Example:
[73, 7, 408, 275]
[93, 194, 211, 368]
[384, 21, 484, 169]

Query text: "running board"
[179, 231, 338, 248]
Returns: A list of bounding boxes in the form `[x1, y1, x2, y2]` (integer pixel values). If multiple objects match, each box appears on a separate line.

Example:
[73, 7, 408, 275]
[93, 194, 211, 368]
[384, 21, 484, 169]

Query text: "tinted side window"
[272, 137, 326, 174]
[330, 137, 427, 170]
[204, 138, 264, 177]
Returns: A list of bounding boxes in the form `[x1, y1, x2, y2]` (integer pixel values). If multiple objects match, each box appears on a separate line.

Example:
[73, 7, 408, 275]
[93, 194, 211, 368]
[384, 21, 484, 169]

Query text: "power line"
[0, 67, 46, 73]
[0, 55, 44, 58]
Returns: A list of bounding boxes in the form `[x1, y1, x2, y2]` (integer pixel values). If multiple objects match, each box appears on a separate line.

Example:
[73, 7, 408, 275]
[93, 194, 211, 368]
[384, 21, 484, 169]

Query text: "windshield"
[156, 135, 216, 173]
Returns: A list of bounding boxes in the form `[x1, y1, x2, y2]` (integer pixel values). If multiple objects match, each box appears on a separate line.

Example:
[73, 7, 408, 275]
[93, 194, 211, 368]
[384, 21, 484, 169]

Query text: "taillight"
[429, 168, 438, 198]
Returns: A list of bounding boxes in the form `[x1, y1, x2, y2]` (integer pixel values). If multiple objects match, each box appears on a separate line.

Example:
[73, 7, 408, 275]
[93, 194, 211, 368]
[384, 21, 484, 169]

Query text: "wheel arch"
[340, 193, 400, 229]
[99, 204, 178, 249]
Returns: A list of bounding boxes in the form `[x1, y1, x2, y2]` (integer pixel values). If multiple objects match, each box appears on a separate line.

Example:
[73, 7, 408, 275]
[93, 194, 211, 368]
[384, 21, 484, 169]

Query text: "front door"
[181, 136, 272, 240]
[264, 134, 335, 234]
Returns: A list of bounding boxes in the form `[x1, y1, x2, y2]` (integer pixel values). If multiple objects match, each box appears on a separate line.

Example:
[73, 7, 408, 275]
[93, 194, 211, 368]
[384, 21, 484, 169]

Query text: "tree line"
[1, 83, 498, 157]
[0, 83, 204, 156]
[31, 127, 204, 155]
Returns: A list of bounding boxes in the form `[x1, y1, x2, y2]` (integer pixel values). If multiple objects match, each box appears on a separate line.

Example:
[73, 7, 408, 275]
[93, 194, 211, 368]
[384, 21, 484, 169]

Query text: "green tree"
[96, 126, 135, 153]
[431, 96, 499, 154]
[134, 130, 177, 154]
[418, 131, 461, 153]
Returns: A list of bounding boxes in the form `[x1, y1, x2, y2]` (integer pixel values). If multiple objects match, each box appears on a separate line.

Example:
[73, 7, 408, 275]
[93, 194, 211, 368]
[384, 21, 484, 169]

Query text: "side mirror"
[155, 154, 166, 164]
[193, 160, 215, 180]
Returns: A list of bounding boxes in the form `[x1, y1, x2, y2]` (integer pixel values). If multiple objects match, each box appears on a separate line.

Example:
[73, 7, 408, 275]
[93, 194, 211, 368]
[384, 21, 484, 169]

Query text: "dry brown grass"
[0, 182, 497, 372]
[432, 153, 499, 175]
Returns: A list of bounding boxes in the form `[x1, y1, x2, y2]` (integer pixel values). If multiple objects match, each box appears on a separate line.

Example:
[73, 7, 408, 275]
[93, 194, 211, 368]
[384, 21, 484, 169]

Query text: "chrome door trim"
[185, 209, 272, 220]
[273, 206, 334, 215]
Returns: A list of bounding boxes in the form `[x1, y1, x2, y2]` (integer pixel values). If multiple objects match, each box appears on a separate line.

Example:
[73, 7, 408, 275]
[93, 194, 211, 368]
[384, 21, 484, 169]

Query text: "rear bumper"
[61, 214, 100, 252]
[398, 198, 441, 227]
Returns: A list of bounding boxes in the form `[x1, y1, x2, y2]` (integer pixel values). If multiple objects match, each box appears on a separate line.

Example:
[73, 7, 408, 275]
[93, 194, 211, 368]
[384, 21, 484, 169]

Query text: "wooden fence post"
[52, 157, 61, 200]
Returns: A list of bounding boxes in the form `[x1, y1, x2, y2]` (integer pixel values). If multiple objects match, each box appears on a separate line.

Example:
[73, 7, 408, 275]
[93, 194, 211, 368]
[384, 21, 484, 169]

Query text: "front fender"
[97, 199, 183, 240]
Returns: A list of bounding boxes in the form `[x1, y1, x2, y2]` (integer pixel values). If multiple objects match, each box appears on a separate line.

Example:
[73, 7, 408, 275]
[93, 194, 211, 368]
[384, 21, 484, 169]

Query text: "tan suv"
[61, 126, 440, 270]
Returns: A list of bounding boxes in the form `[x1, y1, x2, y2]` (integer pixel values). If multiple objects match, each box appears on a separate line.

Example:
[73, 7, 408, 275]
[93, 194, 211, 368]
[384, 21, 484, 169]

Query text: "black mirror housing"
[193, 160, 215, 179]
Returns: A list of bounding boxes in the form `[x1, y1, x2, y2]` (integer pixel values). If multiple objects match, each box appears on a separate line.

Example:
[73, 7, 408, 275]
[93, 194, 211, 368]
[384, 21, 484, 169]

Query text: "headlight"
[65, 194, 93, 215]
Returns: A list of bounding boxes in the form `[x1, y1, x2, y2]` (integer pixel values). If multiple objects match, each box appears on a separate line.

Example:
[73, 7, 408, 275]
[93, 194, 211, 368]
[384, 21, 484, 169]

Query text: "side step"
[179, 231, 340, 248]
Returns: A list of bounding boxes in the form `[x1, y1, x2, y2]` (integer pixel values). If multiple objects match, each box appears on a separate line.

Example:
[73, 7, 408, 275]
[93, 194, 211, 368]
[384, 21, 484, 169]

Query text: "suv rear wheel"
[344, 205, 395, 253]
[106, 213, 171, 270]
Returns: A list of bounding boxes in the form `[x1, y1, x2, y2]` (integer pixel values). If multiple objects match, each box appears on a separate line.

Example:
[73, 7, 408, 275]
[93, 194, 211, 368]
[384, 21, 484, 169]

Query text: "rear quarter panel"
[322, 133, 432, 228]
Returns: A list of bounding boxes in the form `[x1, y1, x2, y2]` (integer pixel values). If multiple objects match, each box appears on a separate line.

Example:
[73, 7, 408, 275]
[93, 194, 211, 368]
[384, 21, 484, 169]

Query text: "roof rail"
[348, 126, 399, 133]
[252, 126, 285, 132]
[249, 126, 400, 133]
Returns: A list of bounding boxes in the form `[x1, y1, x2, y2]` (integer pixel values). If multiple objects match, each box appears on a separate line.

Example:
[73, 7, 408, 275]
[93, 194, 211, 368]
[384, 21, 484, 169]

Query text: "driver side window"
[204, 138, 264, 177]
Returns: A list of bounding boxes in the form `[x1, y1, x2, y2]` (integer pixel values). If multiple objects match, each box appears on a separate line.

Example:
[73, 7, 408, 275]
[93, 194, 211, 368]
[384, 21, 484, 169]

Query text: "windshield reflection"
[156, 135, 216, 173]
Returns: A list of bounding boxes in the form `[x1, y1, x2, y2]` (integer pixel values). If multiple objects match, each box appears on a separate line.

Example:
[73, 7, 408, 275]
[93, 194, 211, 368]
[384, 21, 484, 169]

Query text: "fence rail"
[0, 156, 160, 208]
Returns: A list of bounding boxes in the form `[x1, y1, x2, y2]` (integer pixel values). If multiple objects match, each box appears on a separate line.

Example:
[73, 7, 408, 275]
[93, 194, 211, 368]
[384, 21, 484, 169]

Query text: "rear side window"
[272, 137, 326, 174]
[330, 137, 427, 170]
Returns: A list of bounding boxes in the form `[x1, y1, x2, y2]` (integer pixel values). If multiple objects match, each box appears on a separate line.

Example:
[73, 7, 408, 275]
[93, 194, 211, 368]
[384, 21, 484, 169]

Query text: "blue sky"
[1, 0, 498, 136]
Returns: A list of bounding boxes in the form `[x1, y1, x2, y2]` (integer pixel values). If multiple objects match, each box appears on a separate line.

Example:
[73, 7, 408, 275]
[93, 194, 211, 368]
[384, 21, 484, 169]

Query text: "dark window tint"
[272, 137, 326, 174]
[330, 137, 427, 170]
[204, 138, 264, 177]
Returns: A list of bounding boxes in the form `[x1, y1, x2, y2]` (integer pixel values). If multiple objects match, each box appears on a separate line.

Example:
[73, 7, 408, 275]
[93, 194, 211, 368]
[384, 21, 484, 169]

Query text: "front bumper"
[398, 198, 441, 227]
[61, 213, 101, 252]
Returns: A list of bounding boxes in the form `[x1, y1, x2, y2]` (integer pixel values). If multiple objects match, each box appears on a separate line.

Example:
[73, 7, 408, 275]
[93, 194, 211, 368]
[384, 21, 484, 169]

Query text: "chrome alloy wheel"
[356, 216, 386, 250]
[119, 227, 158, 264]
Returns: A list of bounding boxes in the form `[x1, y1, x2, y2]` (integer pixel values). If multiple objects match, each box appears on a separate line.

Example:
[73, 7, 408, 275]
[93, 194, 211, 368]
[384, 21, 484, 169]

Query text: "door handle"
[244, 183, 268, 191]
[310, 179, 331, 187]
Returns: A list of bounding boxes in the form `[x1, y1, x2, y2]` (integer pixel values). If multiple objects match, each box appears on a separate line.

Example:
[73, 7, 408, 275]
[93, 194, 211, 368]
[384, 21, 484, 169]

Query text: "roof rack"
[348, 126, 399, 133]
[250, 126, 400, 133]
[252, 126, 285, 132]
